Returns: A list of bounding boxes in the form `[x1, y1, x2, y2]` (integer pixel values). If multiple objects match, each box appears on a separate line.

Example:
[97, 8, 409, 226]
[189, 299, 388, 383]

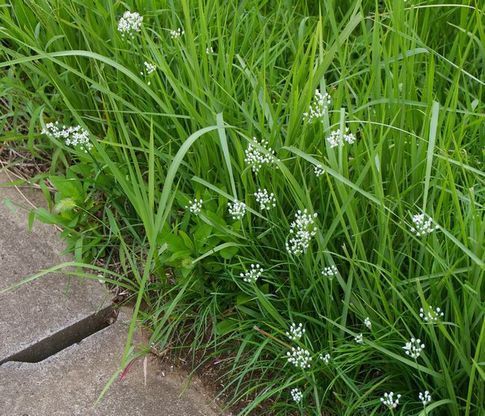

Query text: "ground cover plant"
[1, 0, 484, 414]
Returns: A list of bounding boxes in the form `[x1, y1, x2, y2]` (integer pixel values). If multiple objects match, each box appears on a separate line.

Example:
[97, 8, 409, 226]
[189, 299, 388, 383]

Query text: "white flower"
[380, 392, 401, 409]
[143, 61, 156, 75]
[285, 209, 318, 256]
[419, 306, 444, 323]
[314, 164, 325, 177]
[186, 198, 203, 215]
[326, 131, 340, 148]
[170, 28, 184, 39]
[354, 333, 363, 344]
[303, 89, 331, 123]
[419, 390, 432, 406]
[410, 213, 438, 236]
[286, 323, 305, 341]
[117, 11, 143, 38]
[254, 189, 276, 210]
[286, 346, 312, 369]
[403, 337, 425, 359]
[42, 122, 92, 152]
[140, 61, 156, 85]
[326, 127, 356, 148]
[240, 263, 263, 283]
[290, 388, 303, 403]
[343, 131, 356, 144]
[228, 200, 246, 220]
[321, 265, 338, 277]
[206, 46, 214, 54]
[244, 138, 278, 173]
[319, 353, 331, 364]
[364, 317, 372, 329]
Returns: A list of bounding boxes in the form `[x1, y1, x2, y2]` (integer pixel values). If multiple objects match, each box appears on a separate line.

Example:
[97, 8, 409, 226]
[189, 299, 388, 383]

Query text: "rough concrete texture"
[0, 310, 220, 416]
[0, 172, 112, 363]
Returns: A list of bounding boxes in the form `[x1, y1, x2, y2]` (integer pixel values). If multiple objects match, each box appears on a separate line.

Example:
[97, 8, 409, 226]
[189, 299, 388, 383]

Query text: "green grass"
[1, 0, 484, 415]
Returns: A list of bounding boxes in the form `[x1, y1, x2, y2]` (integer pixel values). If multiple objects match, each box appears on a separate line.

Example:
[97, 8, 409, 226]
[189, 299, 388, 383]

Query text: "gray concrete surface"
[0, 172, 112, 363]
[0, 310, 219, 416]
[0, 172, 221, 415]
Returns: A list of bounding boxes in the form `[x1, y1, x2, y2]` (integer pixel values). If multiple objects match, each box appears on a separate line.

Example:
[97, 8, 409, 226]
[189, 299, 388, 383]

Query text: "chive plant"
[1, 1, 483, 415]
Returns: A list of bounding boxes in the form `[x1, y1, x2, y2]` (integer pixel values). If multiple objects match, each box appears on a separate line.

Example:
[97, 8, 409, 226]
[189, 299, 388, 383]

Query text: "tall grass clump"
[1, 0, 483, 414]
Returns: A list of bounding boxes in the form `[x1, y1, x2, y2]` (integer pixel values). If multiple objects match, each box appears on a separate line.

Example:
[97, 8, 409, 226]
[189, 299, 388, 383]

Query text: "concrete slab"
[0, 310, 221, 416]
[0, 172, 112, 363]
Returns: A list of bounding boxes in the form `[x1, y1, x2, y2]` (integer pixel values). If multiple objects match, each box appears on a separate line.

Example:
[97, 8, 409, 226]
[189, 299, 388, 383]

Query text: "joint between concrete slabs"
[0, 305, 115, 365]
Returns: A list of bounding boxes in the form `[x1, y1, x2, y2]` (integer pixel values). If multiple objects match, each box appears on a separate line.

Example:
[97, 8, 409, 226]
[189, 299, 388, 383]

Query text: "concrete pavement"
[0, 172, 221, 416]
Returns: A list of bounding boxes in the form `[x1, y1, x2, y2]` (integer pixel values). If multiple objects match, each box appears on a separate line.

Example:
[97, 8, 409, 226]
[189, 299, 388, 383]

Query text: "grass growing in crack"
[1, 1, 484, 415]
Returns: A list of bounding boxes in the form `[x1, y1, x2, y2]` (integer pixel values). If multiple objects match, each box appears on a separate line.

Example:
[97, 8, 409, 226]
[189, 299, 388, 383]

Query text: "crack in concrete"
[0, 305, 115, 365]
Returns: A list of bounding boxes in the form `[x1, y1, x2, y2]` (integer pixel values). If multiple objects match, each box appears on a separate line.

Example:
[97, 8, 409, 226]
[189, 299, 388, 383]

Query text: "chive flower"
[117, 11, 143, 38]
[286, 323, 305, 341]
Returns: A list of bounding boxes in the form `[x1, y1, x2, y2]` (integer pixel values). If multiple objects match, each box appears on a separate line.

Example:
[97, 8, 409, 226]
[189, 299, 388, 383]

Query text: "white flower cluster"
[420, 306, 444, 323]
[410, 213, 438, 236]
[42, 122, 92, 152]
[321, 265, 338, 277]
[170, 28, 184, 39]
[244, 138, 277, 173]
[314, 164, 325, 177]
[403, 337, 425, 359]
[141, 61, 156, 85]
[117, 11, 143, 38]
[354, 333, 363, 344]
[240, 263, 263, 283]
[286, 346, 312, 369]
[228, 200, 246, 220]
[380, 392, 401, 409]
[326, 127, 356, 148]
[143, 61, 156, 74]
[319, 353, 331, 364]
[286, 323, 305, 341]
[290, 388, 303, 403]
[286, 209, 318, 255]
[206, 46, 214, 54]
[186, 198, 203, 215]
[364, 317, 372, 329]
[419, 390, 432, 406]
[303, 89, 331, 123]
[254, 188, 276, 210]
